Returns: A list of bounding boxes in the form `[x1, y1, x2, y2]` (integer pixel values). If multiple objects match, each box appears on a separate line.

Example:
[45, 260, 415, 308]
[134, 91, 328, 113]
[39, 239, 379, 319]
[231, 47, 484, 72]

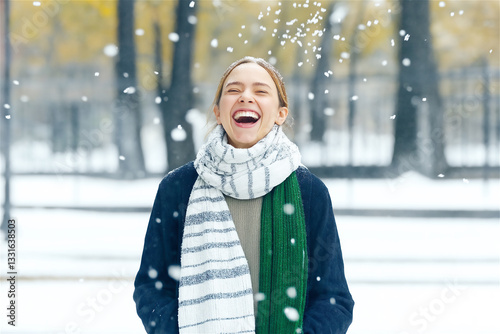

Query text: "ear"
[213, 105, 222, 124]
[275, 107, 289, 126]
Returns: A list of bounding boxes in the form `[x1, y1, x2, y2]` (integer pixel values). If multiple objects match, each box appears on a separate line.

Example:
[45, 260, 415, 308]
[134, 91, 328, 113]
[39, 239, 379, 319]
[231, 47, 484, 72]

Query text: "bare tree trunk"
[115, 0, 145, 177]
[157, 0, 196, 172]
[391, 0, 447, 176]
[309, 3, 335, 142]
[347, 4, 366, 165]
[291, 44, 305, 143]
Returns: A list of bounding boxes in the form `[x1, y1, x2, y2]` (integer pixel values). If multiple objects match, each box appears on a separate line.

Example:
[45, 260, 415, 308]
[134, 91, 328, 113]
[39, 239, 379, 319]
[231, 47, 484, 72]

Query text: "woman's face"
[214, 62, 288, 149]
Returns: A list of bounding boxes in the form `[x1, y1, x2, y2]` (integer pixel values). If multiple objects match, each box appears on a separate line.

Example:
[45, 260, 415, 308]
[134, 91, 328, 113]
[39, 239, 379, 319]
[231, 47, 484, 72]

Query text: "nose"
[239, 91, 254, 103]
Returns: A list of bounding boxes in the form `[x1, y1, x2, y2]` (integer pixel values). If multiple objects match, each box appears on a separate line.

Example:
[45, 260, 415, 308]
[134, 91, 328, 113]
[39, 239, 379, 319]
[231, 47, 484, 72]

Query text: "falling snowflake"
[168, 265, 181, 281]
[169, 32, 180, 42]
[171, 125, 187, 141]
[286, 286, 297, 298]
[148, 268, 159, 279]
[283, 307, 300, 322]
[283, 203, 295, 215]
[103, 44, 118, 57]
[123, 86, 136, 94]
[254, 292, 266, 302]
[324, 108, 335, 116]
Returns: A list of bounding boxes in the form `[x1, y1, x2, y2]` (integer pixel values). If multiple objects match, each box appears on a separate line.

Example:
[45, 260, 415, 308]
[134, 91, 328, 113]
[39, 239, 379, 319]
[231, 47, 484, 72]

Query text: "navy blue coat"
[133, 162, 354, 333]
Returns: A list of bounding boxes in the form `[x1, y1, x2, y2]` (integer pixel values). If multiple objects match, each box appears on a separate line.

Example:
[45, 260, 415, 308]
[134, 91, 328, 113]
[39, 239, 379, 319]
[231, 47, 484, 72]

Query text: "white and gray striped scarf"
[178, 124, 301, 333]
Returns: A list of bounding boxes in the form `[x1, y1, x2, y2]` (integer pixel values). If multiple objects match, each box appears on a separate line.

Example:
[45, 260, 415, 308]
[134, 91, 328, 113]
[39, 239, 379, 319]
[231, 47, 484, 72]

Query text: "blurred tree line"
[1, 0, 499, 177]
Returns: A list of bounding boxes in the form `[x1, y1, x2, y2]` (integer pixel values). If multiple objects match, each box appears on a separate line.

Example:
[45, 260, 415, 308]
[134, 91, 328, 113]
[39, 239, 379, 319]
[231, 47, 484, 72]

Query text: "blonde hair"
[206, 56, 292, 132]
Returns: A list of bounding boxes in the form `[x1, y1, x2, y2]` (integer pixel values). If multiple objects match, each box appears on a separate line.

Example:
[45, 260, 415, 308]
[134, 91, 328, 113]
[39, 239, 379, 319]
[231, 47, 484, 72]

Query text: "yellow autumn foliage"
[7, 0, 499, 89]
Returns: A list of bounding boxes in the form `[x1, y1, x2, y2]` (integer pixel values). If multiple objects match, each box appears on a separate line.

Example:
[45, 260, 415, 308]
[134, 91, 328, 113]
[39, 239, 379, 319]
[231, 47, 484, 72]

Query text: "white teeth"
[234, 111, 260, 121]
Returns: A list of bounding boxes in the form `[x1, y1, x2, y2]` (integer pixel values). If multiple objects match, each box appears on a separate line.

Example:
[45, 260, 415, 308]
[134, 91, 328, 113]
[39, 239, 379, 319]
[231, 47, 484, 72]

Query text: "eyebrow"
[225, 81, 272, 89]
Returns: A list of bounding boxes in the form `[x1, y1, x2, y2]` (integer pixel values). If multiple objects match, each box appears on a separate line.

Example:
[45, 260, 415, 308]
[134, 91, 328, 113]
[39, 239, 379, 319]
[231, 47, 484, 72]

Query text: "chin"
[231, 137, 258, 149]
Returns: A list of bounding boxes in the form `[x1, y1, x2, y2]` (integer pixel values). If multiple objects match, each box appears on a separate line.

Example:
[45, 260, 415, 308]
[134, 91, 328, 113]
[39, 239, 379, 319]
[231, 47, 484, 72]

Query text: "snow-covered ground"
[1, 170, 498, 211]
[0, 173, 499, 333]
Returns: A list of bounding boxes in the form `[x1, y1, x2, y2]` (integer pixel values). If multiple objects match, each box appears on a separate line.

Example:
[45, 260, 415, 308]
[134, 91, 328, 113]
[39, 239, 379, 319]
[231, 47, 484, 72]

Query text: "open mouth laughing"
[233, 110, 261, 125]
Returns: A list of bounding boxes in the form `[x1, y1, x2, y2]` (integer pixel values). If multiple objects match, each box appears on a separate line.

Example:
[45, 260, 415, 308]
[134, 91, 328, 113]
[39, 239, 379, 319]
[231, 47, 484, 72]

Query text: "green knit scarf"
[256, 171, 308, 334]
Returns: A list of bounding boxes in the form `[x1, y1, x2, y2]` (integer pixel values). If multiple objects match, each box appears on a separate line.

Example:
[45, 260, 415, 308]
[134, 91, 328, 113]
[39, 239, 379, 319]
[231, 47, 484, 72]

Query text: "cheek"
[264, 103, 280, 121]
[219, 98, 235, 116]
[262, 113, 278, 129]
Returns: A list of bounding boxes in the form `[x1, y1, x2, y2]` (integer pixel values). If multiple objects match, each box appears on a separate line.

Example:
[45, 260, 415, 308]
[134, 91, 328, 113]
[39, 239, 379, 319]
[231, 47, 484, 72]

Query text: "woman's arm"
[301, 170, 354, 334]
[133, 164, 196, 333]
[133, 179, 181, 333]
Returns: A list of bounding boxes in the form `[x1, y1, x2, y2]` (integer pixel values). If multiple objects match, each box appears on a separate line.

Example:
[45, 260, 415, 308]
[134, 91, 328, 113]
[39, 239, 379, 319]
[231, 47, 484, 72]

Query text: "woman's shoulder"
[295, 165, 328, 192]
[158, 161, 198, 192]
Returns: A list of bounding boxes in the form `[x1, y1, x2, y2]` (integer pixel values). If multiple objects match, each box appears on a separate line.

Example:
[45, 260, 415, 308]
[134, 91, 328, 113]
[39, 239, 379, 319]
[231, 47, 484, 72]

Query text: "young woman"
[133, 56, 354, 334]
